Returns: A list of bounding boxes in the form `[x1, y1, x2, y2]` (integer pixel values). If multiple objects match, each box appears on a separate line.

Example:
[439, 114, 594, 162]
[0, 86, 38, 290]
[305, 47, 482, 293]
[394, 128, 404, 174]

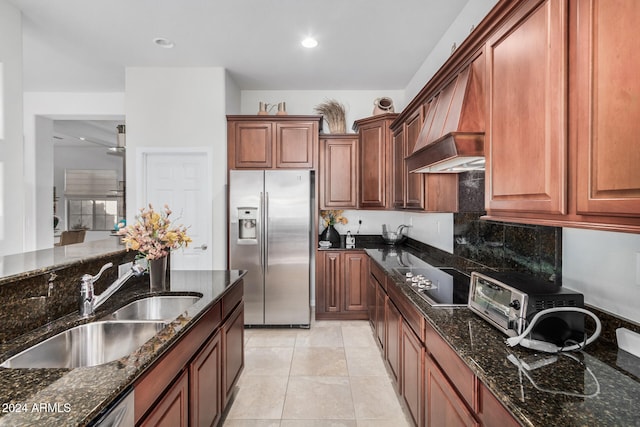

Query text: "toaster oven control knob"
[509, 300, 521, 310]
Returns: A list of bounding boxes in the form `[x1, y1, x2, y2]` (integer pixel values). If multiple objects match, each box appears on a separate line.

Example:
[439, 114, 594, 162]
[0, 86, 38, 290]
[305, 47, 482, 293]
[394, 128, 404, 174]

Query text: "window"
[67, 199, 118, 231]
[64, 169, 120, 231]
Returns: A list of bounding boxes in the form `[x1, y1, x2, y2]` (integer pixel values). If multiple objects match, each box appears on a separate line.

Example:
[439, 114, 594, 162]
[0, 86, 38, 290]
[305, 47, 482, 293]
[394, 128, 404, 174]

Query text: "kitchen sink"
[0, 320, 166, 369]
[106, 295, 201, 321]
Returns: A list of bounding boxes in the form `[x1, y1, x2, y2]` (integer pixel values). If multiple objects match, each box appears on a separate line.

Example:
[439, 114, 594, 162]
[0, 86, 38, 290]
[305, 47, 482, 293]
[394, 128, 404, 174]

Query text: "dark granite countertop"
[0, 269, 245, 426]
[0, 240, 127, 286]
[366, 247, 640, 427]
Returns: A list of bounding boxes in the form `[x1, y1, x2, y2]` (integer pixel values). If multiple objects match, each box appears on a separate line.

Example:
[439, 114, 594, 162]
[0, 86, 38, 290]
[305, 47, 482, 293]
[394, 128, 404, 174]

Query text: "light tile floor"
[223, 318, 412, 427]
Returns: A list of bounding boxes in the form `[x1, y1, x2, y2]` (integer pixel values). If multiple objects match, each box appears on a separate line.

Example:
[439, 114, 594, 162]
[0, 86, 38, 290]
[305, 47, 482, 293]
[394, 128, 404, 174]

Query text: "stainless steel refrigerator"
[229, 170, 312, 326]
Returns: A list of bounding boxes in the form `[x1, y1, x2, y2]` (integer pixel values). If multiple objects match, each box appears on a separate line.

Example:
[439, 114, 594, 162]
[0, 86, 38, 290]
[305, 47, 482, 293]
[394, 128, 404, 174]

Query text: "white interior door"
[139, 149, 212, 270]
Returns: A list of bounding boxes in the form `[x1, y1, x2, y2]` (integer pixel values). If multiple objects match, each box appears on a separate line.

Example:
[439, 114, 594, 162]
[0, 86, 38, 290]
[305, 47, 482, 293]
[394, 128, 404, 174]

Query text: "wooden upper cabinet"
[392, 128, 405, 209]
[404, 109, 426, 209]
[574, 0, 640, 218]
[354, 114, 398, 209]
[319, 135, 358, 209]
[227, 116, 321, 170]
[485, 0, 568, 215]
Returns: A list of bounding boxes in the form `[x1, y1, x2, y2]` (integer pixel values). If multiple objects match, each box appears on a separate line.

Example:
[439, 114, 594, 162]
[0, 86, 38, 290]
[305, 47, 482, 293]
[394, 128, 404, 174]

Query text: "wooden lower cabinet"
[223, 302, 245, 407]
[140, 370, 189, 427]
[316, 250, 368, 320]
[425, 355, 478, 427]
[135, 281, 244, 427]
[385, 298, 402, 387]
[478, 383, 521, 427]
[401, 322, 424, 427]
[190, 331, 222, 427]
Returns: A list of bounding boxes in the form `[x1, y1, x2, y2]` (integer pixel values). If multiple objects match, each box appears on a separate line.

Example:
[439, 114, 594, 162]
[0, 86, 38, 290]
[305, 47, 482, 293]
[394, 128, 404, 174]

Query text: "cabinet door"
[375, 281, 386, 350]
[360, 121, 390, 208]
[425, 174, 459, 212]
[344, 252, 367, 312]
[402, 323, 423, 427]
[478, 382, 521, 427]
[223, 303, 244, 407]
[320, 251, 342, 313]
[232, 122, 273, 168]
[385, 298, 402, 388]
[320, 136, 358, 209]
[392, 128, 406, 209]
[425, 355, 478, 427]
[190, 332, 222, 427]
[574, 0, 640, 217]
[140, 370, 189, 427]
[405, 109, 425, 209]
[275, 122, 315, 168]
[485, 0, 568, 215]
[367, 274, 377, 330]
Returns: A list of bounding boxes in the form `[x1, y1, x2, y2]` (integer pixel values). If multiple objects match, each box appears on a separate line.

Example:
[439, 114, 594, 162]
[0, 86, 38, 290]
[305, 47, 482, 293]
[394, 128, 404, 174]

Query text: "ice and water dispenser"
[237, 207, 257, 243]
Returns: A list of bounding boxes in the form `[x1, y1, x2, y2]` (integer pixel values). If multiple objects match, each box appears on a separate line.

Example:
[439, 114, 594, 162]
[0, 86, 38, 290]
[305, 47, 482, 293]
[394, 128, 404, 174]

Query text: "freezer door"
[229, 170, 265, 325]
[264, 170, 311, 325]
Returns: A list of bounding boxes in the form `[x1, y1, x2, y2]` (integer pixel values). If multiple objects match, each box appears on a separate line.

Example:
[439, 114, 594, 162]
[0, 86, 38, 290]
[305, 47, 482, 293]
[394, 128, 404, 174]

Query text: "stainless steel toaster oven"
[468, 271, 585, 344]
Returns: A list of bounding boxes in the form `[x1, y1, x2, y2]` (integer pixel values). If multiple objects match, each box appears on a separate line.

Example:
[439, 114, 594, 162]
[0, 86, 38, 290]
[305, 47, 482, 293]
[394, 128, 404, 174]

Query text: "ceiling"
[53, 120, 124, 148]
[9, 0, 469, 92]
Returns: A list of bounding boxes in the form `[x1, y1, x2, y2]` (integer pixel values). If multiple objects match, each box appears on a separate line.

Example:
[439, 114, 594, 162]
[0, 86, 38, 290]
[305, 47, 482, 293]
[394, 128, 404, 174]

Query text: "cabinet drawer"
[369, 260, 387, 292]
[425, 321, 477, 410]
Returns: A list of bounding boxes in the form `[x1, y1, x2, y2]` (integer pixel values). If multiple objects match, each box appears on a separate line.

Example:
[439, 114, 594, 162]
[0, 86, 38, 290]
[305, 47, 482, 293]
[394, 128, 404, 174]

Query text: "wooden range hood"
[406, 56, 485, 173]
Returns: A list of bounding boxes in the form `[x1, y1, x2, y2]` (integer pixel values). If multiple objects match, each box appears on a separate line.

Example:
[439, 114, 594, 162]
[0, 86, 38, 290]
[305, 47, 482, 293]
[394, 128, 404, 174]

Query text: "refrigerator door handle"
[259, 191, 265, 273]
[264, 191, 269, 272]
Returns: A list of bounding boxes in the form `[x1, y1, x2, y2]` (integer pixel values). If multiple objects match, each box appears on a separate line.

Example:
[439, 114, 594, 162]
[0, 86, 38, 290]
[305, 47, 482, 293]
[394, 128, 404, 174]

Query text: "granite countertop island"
[0, 268, 245, 426]
[365, 246, 640, 427]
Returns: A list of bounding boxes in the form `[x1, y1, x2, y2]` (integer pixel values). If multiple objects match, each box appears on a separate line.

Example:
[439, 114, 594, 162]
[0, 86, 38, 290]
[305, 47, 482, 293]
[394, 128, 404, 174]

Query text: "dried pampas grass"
[314, 99, 347, 134]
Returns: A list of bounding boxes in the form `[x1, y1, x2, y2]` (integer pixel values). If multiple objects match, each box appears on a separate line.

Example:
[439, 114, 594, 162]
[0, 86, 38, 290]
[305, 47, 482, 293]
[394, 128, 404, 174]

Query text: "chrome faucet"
[79, 262, 145, 317]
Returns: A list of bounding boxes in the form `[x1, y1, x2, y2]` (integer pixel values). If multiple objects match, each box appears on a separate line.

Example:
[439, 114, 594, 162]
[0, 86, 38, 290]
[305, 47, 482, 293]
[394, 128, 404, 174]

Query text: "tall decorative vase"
[149, 256, 168, 292]
[319, 224, 341, 248]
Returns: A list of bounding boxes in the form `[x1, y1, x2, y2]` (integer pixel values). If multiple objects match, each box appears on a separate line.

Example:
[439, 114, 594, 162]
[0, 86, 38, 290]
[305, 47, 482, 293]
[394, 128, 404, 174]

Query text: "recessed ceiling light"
[301, 37, 318, 48]
[153, 37, 175, 49]
[79, 137, 86, 141]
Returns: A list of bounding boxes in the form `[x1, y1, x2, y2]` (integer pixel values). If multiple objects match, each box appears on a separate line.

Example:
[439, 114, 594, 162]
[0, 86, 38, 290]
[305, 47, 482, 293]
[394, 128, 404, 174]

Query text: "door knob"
[194, 244, 208, 250]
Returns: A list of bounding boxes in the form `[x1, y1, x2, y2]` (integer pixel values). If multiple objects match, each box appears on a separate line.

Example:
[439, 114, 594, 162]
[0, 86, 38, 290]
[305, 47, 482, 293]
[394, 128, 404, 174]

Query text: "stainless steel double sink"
[0, 295, 201, 369]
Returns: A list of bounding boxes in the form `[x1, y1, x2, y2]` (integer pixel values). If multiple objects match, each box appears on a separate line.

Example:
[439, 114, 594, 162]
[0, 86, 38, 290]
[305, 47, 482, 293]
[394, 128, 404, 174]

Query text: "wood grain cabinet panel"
[385, 298, 402, 388]
[232, 122, 273, 169]
[344, 252, 367, 312]
[404, 109, 425, 209]
[401, 322, 424, 427]
[392, 128, 406, 209]
[354, 114, 398, 209]
[227, 116, 320, 170]
[139, 370, 189, 427]
[316, 250, 368, 320]
[425, 355, 479, 427]
[223, 302, 244, 408]
[189, 332, 222, 427]
[485, 0, 568, 215]
[574, 0, 640, 217]
[319, 135, 359, 209]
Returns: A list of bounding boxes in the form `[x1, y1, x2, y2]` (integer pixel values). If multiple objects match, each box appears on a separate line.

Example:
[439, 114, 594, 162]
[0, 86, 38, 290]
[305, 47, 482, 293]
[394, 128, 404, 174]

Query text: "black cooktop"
[394, 266, 471, 307]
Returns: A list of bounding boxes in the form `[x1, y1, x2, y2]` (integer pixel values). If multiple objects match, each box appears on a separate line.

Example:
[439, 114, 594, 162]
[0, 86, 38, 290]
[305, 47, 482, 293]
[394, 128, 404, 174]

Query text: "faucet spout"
[80, 263, 145, 317]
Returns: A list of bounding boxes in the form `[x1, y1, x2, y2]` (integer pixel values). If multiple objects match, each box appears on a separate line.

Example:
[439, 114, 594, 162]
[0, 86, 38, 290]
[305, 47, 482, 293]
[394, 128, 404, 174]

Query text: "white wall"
[563, 228, 640, 324]
[405, 0, 499, 101]
[0, 1, 23, 256]
[225, 71, 241, 116]
[23, 92, 125, 250]
[241, 90, 406, 132]
[125, 67, 228, 269]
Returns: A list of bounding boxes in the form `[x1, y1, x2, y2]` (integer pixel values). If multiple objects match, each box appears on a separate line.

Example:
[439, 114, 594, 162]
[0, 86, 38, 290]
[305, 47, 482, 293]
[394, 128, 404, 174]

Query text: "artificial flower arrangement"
[118, 204, 192, 260]
[320, 210, 348, 227]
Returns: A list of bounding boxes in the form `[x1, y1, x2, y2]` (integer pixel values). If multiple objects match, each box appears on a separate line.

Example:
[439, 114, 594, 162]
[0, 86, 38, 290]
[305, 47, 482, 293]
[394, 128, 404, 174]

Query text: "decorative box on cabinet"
[319, 135, 359, 209]
[353, 114, 398, 209]
[316, 250, 368, 320]
[227, 116, 321, 170]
